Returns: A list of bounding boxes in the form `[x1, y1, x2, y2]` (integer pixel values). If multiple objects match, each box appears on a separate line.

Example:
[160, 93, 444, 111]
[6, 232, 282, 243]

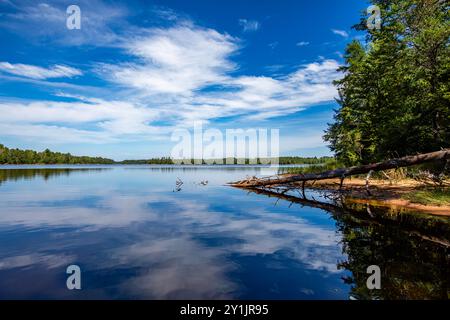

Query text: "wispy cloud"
[264, 64, 285, 73]
[296, 41, 310, 47]
[0, 3, 341, 152]
[335, 51, 344, 58]
[150, 6, 181, 22]
[101, 24, 238, 95]
[0, 56, 340, 144]
[97, 22, 341, 125]
[0, 95, 170, 143]
[0, 62, 82, 80]
[0, 1, 129, 46]
[238, 19, 260, 32]
[268, 41, 279, 49]
[331, 29, 349, 38]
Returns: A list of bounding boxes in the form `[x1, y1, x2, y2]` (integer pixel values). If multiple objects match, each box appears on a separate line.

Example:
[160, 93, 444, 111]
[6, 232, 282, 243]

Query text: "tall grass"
[402, 188, 450, 206]
[279, 159, 343, 175]
[280, 159, 449, 185]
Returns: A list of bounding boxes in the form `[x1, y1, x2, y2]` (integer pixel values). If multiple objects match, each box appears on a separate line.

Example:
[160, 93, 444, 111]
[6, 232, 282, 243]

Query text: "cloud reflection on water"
[0, 167, 348, 299]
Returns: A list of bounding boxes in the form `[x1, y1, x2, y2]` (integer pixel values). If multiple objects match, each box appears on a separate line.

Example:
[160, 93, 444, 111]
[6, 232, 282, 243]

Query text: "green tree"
[325, 0, 450, 165]
[0, 144, 115, 164]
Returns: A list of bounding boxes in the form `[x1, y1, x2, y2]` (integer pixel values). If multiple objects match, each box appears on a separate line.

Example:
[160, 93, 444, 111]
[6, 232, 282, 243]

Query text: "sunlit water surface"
[0, 166, 448, 299]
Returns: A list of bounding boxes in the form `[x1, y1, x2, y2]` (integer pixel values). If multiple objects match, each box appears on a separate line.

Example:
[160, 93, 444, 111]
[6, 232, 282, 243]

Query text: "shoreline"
[285, 176, 450, 216]
[0, 163, 313, 167]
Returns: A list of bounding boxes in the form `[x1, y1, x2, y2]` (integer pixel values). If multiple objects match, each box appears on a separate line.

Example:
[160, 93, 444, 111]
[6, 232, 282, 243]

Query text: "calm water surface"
[0, 166, 448, 299]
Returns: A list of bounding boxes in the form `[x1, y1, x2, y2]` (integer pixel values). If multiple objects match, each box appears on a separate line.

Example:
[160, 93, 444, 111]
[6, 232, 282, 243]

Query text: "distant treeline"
[0, 144, 333, 165]
[0, 144, 115, 164]
[119, 157, 334, 165]
[120, 158, 173, 165]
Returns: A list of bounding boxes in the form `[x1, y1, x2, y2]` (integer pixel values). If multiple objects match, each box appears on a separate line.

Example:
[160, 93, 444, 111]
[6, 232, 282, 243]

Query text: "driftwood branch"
[230, 149, 450, 188]
[365, 170, 374, 196]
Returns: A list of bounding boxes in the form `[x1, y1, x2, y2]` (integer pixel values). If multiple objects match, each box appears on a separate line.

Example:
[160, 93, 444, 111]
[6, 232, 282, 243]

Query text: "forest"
[324, 0, 449, 166]
[0, 144, 115, 164]
[0, 144, 332, 165]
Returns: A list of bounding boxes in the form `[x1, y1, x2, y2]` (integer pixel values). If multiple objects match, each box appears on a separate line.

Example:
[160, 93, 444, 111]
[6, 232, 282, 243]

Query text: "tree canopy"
[325, 0, 450, 165]
[0, 144, 115, 164]
[0, 143, 333, 165]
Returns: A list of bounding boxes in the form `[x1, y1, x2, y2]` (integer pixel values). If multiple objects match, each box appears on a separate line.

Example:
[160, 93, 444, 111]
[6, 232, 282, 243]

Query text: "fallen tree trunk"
[230, 149, 450, 188]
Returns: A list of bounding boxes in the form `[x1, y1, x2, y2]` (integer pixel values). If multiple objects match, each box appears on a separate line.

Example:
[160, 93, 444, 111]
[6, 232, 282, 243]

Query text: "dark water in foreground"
[0, 166, 448, 300]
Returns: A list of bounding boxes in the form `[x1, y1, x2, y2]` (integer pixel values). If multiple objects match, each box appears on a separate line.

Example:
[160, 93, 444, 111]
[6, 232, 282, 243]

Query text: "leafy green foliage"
[281, 158, 343, 175]
[0, 144, 114, 164]
[325, 0, 450, 166]
[278, 156, 334, 165]
[0, 143, 333, 165]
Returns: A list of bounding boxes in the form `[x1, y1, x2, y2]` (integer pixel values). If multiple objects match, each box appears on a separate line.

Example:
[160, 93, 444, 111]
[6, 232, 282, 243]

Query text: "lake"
[0, 165, 448, 300]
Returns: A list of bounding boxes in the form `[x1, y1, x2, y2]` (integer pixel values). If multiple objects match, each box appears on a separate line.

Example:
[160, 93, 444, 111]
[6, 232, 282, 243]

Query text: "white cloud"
[0, 97, 169, 143]
[189, 59, 340, 122]
[0, 18, 341, 147]
[0, 55, 340, 144]
[238, 19, 260, 32]
[0, 123, 114, 143]
[0, 184, 344, 277]
[0, 62, 82, 80]
[331, 29, 349, 38]
[0, 253, 75, 270]
[98, 22, 340, 122]
[296, 41, 310, 47]
[264, 64, 285, 73]
[0, 1, 129, 46]
[102, 24, 238, 95]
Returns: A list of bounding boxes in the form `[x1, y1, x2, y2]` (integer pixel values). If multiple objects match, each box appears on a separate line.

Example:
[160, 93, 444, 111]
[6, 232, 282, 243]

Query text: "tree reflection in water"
[337, 209, 449, 300]
[239, 187, 450, 300]
[1, 169, 448, 299]
[0, 168, 110, 185]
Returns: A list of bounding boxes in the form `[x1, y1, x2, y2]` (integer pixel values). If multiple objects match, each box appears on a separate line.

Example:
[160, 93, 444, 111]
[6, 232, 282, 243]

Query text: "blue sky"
[0, 0, 367, 160]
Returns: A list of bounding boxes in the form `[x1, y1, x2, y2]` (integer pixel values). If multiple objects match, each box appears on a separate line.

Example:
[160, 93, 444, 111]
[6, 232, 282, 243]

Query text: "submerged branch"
[236, 186, 450, 247]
